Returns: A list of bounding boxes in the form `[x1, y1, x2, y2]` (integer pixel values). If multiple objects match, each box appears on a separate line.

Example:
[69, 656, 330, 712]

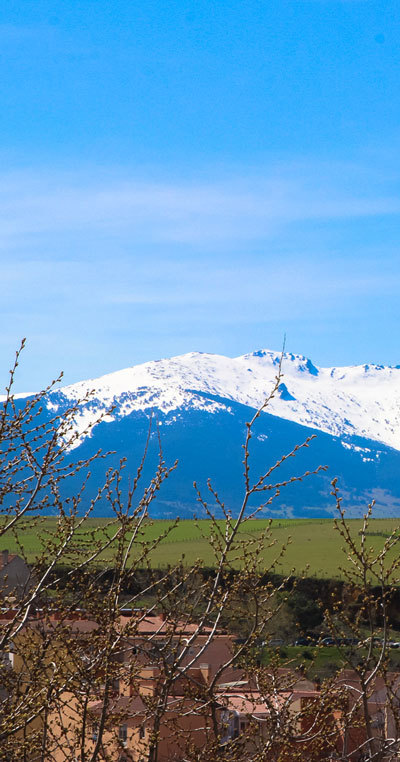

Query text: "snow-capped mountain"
[48, 349, 400, 452]
[7, 350, 400, 518]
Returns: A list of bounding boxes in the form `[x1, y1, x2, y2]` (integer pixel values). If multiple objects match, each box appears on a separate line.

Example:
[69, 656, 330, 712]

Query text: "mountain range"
[9, 350, 400, 518]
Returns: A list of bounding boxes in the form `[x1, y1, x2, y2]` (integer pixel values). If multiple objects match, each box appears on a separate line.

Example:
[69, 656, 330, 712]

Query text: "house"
[87, 668, 219, 762]
[0, 549, 31, 597]
[3, 606, 399, 762]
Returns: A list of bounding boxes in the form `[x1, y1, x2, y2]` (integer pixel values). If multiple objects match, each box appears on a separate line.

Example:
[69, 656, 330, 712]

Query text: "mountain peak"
[239, 349, 319, 377]
[6, 347, 400, 518]
[25, 347, 398, 454]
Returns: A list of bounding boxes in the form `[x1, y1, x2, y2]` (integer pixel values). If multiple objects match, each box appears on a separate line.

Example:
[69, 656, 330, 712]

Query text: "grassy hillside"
[1, 517, 399, 579]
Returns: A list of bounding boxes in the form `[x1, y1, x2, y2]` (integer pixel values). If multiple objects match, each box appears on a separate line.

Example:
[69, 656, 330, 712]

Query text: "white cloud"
[0, 156, 399, 393]
[0, 160, 399, 251]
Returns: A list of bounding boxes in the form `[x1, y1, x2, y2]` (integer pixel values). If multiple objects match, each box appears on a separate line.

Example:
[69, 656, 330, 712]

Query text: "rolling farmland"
[1, 517, 399, 579]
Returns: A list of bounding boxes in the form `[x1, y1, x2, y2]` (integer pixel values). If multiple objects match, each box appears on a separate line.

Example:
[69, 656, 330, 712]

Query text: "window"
[139, 724, 145, 739]
[119, 724, 128, 745]
[111, 677, 120, 694]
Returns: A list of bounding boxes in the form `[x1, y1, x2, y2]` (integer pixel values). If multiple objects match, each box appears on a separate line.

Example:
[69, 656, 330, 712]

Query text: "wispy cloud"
[0, 161, 399, 250]
[1, 157, 399, 391]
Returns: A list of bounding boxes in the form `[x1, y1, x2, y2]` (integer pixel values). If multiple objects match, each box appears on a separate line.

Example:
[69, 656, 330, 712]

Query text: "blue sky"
[1, 0, 399, 391]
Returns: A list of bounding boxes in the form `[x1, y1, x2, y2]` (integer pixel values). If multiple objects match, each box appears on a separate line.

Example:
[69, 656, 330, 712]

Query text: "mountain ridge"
[30, 348, 400, 452]
[5, 348, 400, 518]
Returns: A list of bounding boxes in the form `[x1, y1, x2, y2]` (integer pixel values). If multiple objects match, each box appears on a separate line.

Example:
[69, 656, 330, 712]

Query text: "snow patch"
[13, 347, 400, 453]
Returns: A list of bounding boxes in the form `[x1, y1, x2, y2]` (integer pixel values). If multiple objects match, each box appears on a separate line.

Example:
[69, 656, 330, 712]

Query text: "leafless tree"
[1, 342, 399, 762]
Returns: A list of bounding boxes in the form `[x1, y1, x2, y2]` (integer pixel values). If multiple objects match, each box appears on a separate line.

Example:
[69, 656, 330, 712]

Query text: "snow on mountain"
[41, 349, 400, 452]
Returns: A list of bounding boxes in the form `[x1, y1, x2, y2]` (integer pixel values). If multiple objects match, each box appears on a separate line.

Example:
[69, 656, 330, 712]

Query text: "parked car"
[342, 638, 359, 646]
[330, 637, 357, 646]
[267, 638, 284, 647]
[294, 637, 313, 646]
[320, 637, 335, 646]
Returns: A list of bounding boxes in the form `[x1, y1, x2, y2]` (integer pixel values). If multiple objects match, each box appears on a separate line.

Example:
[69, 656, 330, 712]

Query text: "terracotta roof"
[221, 690, 286, 716]
[17, 618, 100, 634]
[90, 695, 148, 715]
[224, 696, 270, 716]
[119, 614, 212, 635]
[89, 693, 209, 716]
[221, 686, 321, 717]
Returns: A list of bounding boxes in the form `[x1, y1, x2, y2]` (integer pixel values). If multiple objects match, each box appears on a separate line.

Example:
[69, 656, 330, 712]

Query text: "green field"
[261, 644, 400, 677]
[1, 516, 399, 580]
